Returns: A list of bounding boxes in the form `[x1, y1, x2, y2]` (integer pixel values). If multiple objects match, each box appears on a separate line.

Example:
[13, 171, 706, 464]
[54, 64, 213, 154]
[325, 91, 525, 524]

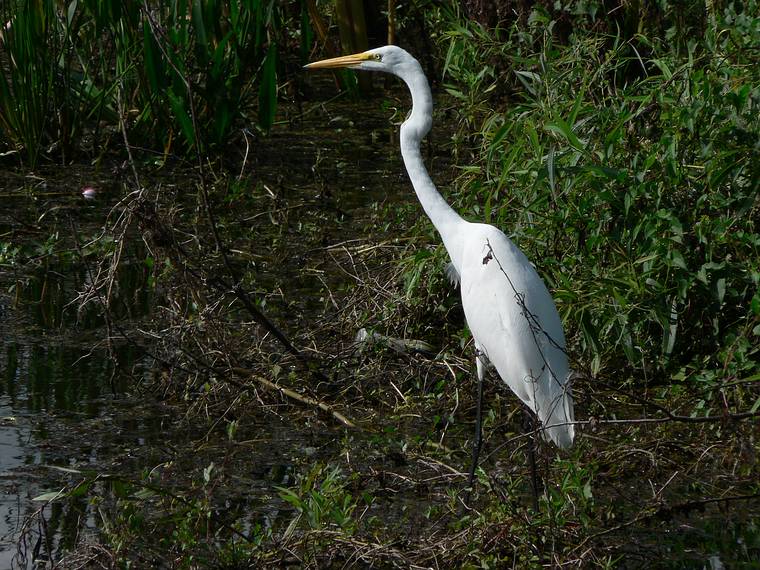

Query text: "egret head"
[305, 45, 431, 145]
[304, 45, 417, 77]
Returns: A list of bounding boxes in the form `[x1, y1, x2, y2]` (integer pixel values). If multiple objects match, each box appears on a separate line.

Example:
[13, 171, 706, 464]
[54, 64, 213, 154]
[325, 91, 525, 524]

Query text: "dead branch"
[232, 367, 356, 429]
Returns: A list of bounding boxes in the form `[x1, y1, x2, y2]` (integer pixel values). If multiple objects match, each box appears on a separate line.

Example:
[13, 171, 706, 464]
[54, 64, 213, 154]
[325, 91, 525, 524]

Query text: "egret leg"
[467, 351, 486, 490]
[523, 410, 542, 511]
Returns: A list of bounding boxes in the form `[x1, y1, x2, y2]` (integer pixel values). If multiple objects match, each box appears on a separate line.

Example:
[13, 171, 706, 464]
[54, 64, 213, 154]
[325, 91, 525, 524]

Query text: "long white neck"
[397, 61, 465, 271]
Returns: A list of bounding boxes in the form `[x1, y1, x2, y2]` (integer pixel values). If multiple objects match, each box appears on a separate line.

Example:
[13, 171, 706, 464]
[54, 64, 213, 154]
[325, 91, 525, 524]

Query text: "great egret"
[306, 46, 575, 449]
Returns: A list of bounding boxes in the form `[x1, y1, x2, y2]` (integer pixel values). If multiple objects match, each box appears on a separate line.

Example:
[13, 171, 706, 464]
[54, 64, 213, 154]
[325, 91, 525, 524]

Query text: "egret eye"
[373, 54, 382, 61]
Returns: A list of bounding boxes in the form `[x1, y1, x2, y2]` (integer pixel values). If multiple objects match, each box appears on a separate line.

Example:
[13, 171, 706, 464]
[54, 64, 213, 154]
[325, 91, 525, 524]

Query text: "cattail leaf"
[258, 43, 277, 130]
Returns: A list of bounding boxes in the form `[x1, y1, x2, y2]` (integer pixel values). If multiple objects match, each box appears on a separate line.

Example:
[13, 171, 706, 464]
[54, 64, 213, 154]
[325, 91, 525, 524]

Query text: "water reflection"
[0, 255, 153, 567]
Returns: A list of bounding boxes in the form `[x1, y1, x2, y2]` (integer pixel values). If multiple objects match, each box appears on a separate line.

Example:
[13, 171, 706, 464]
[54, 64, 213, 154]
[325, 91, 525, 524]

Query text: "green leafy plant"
[277, 463, 360, 535]
[427, 1, 759, 412]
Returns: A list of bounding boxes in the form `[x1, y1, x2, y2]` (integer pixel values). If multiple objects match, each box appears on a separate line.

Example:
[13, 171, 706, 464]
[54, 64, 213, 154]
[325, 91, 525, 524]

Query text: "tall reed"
[0, 0, 299, 166]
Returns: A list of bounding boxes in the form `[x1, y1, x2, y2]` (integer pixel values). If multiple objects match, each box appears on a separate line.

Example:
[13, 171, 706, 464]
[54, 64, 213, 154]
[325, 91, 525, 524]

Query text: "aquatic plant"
[0, 0, 302, 166]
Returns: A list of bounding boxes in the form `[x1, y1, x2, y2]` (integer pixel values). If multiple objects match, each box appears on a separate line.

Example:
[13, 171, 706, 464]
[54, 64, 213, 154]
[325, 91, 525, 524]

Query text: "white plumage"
[307, 45, 574, 448]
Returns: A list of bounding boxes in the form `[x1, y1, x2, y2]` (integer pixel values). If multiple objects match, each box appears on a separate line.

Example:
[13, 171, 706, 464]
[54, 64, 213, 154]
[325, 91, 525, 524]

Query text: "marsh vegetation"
[1, 1, 758, 568]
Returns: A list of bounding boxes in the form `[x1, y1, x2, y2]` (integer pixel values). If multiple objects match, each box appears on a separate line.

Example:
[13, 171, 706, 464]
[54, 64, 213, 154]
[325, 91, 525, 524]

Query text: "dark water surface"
[0, 171, 155, 566]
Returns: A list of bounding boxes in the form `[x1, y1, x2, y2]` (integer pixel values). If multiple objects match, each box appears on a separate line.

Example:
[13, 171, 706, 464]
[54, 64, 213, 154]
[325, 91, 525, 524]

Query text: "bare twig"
[232, 367, 356, 428]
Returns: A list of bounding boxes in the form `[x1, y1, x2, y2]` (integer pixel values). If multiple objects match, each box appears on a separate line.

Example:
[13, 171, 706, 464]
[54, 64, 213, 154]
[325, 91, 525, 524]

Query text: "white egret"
[306, 46, 574, 449]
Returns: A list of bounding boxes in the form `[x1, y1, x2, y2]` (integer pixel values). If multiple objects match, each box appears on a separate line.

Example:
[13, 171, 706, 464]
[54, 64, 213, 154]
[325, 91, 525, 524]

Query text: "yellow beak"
[304, 52, 372, 70]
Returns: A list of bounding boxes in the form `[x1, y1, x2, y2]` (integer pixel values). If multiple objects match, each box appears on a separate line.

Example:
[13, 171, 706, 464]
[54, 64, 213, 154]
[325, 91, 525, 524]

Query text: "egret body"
[306, 46, 574, 448]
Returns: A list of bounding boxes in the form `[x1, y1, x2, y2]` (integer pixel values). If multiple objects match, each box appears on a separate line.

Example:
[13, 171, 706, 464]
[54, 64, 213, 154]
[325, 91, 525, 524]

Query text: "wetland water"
[0, 177, 158, 566]
[0, 92, 450, 566]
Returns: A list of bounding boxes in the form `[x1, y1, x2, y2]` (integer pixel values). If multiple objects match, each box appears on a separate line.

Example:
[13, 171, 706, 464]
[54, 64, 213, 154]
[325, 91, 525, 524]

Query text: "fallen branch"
[579, 408, 760, 425]
[656, 492, 760, 518]
[232, 367, 356, 429]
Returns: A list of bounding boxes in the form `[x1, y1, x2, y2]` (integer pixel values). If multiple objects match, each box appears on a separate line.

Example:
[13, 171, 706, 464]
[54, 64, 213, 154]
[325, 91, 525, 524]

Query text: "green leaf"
[547, 146, 555, 196]
[66, 0, 78, 27]
[70, 481, 92, 498]
[669, 250, 687, 270]
[583, 165, 624, 180]
[444, 86, 467, 101]
[191, 0, 208, 57]
[258, 44, 278, 130]
[203, 462, 215, 483]
[143, 23, 164, 93]
[514, 70, 541, 97]
[46, 465, 84, 474]
[568, 85, 586, 126]
[488, 123, 511, 152]
[167, 89, 195, 149]
[545, 118, 584, 150]
[651, 58, 673, 79]
[716, 278, 726, 303]
[300, 0, 313, 63]
[133, 487, 157, 500]
[33, 489, 65, 502]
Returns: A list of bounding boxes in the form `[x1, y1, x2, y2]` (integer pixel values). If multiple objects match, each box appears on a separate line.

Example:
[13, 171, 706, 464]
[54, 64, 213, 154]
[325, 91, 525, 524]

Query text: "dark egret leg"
[523, 410, 542, 511]
[467, 350, 487, 490]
